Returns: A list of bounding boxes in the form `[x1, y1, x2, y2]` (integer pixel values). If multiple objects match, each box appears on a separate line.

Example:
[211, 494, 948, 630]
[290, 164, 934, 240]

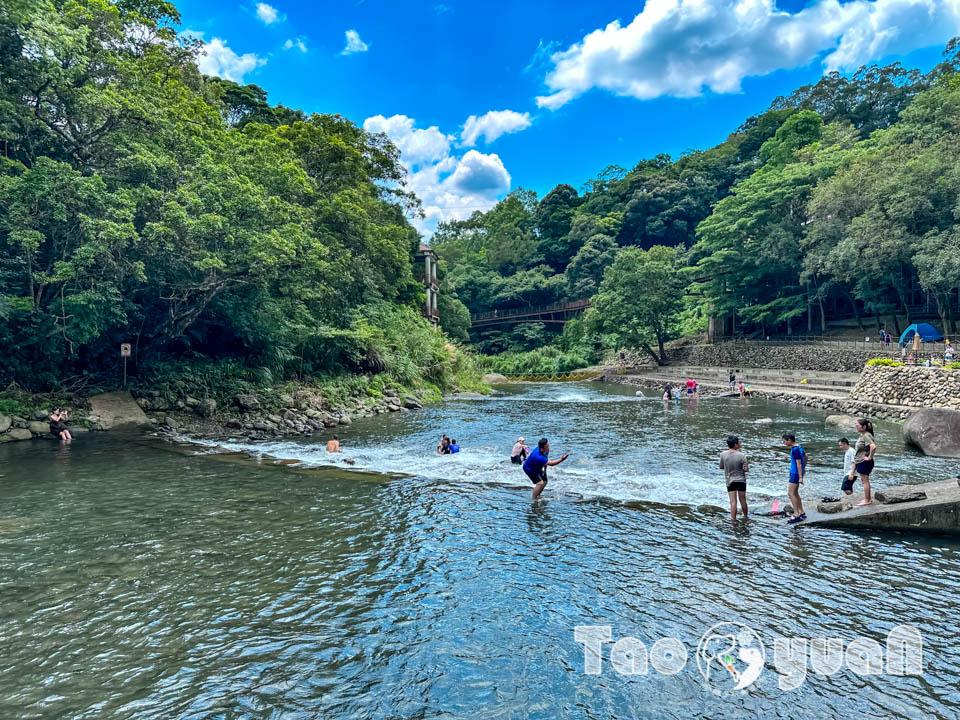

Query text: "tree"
[588, 246, 685, 363]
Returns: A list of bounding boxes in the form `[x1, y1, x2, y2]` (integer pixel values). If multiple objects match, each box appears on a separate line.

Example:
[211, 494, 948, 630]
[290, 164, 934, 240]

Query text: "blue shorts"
[789, 474, 801, 484]
[841, 475, 856, 492]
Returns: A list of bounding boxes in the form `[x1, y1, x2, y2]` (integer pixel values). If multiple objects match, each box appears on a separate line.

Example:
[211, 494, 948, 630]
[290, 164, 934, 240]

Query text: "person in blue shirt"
[522, 437, 570, 500]
[782, 433, 806, 524]
[449, 439, 460, 453]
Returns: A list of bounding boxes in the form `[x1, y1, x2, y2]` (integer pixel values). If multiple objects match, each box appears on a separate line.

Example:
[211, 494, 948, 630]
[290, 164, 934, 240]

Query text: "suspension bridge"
[469, 299, 591, 328]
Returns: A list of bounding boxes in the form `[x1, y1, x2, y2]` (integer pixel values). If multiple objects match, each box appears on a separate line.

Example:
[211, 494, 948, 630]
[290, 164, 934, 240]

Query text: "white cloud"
[256, 2, 281, 24]
[342, 29, 369, 55]
[461, 110, 532, 146]
[363, 114, 452, 168]
[283, 37, 307, 52]
[536, 0, 960, 109]
[194, 35, 267, 82]
[363, 114, 512, 235]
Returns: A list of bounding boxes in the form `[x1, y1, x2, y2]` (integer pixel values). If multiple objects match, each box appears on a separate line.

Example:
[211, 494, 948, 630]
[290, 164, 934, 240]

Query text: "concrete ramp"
[805, 479, 960, 533]
[88, 391, 149, 429]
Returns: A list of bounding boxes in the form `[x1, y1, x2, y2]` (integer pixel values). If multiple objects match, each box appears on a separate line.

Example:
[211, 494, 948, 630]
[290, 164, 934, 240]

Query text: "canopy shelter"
[899, 323, 944, 344]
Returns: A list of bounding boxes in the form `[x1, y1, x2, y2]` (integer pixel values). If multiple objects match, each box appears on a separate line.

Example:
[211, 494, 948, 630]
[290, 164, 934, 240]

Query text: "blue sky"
[177, 0, 958, 234]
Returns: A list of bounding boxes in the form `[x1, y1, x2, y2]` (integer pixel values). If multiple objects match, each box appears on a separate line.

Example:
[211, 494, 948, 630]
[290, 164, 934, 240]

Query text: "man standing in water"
[782, 433, 806, 523]
[719, 435, 749, 521]
[523, 438, 569, 500]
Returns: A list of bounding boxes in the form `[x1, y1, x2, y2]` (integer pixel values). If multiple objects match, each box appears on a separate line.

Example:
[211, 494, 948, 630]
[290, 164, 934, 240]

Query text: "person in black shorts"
[522, 437, 570, 500]
[719, 435, 749, 520]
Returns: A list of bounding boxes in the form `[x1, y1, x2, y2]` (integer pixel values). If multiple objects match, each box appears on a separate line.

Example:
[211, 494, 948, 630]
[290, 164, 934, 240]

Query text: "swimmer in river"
[326, 435, 341, 453]
[449, 439, 460, 453]
[437, 435, 451, 455]
[523, 437, 570, 500]
[510, 437, 528, 464]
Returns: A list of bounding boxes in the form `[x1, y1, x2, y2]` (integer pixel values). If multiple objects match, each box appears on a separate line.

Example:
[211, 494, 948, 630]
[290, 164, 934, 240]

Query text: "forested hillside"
[0, 0, 476, 395]
[437, 43, 960, 371]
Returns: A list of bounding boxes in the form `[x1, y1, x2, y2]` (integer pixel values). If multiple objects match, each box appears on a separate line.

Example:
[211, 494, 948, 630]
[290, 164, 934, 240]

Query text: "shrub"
[867, 358, 904, 367]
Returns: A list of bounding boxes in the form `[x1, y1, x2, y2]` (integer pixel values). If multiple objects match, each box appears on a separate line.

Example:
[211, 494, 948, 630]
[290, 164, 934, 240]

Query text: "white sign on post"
[120, 343, 132, 358]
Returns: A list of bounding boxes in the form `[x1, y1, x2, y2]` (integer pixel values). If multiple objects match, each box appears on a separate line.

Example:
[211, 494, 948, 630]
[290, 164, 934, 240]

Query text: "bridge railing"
[498, 370, 603, 382]
[470, 299, 591, 323]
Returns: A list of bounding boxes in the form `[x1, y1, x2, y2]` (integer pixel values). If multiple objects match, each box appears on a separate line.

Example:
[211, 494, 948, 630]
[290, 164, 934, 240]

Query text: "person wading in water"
[523, 437, 569, 500]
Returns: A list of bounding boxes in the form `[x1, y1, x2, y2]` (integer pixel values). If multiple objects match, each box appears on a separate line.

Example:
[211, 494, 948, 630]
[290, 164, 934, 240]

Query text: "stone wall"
[678, 344, 897, 373]
[850, 365, 960, 410]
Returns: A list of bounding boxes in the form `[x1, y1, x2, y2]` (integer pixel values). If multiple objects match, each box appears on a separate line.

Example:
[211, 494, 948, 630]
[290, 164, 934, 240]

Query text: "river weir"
[2, 382, 959, 718]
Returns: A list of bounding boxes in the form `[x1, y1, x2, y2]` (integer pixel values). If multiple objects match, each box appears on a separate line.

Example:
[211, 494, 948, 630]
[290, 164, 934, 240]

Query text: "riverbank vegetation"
[0, 0, 478, 397]
[437, 42, 960, 366]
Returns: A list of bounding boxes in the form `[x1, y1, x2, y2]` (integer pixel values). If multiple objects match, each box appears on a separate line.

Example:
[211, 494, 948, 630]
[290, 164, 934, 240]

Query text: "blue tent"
[899, 323, 944, 343]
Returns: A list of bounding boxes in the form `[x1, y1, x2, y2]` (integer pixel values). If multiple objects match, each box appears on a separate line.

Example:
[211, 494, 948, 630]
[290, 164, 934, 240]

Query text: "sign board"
[120, 343, 132, 358]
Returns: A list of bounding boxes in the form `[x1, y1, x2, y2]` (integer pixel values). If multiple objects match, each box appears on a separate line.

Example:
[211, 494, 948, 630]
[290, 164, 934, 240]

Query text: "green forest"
[436, 42, 960, 373]
[0, 0, 479, 398]
[4, 1, 960, 392]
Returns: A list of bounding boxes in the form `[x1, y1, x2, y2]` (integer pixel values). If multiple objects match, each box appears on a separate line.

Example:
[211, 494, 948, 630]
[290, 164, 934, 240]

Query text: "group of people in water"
[437, 435, 460, 454]
[719, 418, 878, 524]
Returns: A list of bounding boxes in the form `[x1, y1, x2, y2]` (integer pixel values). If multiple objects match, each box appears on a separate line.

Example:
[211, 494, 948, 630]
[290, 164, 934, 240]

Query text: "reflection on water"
[0, 385, 958, 719]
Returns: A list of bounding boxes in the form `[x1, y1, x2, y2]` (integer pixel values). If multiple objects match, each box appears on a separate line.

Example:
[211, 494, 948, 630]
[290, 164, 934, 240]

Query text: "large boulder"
[825, 414, 858, 429]
[234, 394, 261, 413]
[403, 396, 422, 410]
[7, 428, 32, 441]
[88, 391, 149, 429]
[0, 414, 10, 434]
[197, 398, 217, 418]
[903, 408, 960, 457]
[482, 373, 508, 384]
[27, 421, 50, 436]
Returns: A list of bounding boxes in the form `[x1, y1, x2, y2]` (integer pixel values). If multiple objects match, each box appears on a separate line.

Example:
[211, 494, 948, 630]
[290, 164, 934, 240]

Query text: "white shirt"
[843, 447, 856, 475]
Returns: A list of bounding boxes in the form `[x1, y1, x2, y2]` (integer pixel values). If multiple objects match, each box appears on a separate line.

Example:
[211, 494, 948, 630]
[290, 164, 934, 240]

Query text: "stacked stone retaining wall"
[849, 365, 960, 410]
[677, 344, 899, 373]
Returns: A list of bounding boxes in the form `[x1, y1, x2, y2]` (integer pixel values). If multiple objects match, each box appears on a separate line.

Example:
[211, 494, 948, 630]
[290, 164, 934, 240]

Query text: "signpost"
[120, 343, 131, 387]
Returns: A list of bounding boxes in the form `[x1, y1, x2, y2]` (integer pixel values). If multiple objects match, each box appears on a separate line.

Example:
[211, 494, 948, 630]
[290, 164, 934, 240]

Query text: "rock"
[305, 408, 322, 420]
[234, 394, 261, 413]
[197, 398, 217, 418]
[151, 397, 170, 411]
[0, 415, 10, 434]
[387, 403, 402, 412]
[279, 393, 295, 408]
[817, 500, 854, 514]
[338, 415, 352, 426]
[453, 391, 485, 398]
[875, 489, 927, 504]
[403, 396, 422, 410]
[481, 373, 508, 384]
[383, 389, 398, 398]
[136, 397, 151, 410]
[903, 408, 960, 457]
[825, 414, 858, 429]
[185, 396, 200, 408]
[31, 410, 48, 421]
[164, 416, 180, 429]
[27, 421, 49, 435]
[89, 391, 149, 429]
[0, 434, 12, 443]
[7, 428, 32, 441]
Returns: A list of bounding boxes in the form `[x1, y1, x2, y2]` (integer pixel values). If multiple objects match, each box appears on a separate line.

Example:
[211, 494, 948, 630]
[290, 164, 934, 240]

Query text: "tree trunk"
[657, 334, 667, 364]
[845, 290, 864, 331]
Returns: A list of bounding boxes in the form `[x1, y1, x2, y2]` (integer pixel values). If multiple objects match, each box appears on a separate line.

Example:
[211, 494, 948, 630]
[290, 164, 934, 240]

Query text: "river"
[1, 382, 958, 718]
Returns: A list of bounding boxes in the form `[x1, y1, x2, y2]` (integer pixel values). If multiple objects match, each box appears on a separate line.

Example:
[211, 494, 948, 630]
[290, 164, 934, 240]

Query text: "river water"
[1, 382, 959, 719]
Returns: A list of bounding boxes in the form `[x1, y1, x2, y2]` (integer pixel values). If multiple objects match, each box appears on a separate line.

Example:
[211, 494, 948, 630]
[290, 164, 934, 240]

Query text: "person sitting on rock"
[49, 408, 71, 443]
